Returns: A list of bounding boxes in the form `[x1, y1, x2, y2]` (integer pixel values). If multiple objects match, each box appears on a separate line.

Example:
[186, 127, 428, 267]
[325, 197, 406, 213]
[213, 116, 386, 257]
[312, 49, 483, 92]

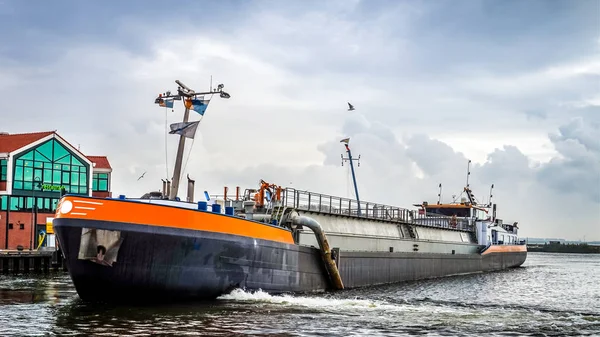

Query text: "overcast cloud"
[0, 0, 598, 240]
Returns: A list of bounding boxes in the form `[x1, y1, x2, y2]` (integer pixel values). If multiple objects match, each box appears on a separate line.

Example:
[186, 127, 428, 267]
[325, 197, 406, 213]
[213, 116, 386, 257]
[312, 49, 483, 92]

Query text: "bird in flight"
[137, 171, 146, 181]
[347, 102, 355, 111]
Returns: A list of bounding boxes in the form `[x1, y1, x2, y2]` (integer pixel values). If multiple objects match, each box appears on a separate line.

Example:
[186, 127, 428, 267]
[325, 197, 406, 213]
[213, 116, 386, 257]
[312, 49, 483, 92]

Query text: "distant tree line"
[527, 242, 600, 254]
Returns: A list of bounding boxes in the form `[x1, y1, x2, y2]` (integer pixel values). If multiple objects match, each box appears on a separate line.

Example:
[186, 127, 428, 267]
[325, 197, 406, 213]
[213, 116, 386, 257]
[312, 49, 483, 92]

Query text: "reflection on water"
[0, 253, 599, 336]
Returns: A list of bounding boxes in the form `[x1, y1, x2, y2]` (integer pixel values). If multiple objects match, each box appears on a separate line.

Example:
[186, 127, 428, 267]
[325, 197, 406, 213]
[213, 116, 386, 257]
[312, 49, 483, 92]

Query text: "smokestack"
[187, 175, 195, 203]
[166, 180, 171, 199]
[161, 179, 167, 198]
[236, 186, 240, 201]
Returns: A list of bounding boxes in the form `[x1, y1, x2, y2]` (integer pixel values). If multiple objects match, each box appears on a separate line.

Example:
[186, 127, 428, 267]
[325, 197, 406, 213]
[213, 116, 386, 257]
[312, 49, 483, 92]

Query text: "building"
[0, 131, 112, 250]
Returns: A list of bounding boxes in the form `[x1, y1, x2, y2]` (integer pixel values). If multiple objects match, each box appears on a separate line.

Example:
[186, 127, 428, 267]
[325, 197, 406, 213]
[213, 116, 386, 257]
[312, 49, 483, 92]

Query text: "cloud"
[0, 0, 598, 240]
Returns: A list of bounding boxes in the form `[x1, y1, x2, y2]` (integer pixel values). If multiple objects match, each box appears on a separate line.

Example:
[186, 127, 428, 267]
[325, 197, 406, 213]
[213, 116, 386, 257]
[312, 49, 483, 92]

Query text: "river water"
[0, 252, 598, 336]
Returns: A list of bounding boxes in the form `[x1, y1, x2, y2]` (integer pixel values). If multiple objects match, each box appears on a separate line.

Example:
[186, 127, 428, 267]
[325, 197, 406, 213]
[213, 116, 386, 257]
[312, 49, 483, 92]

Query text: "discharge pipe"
[290, 213, 344, 290]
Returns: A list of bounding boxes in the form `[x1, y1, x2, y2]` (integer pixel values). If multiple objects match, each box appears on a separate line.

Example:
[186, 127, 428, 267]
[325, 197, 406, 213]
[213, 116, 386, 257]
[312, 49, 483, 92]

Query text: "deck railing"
[279, 188, 474, 232]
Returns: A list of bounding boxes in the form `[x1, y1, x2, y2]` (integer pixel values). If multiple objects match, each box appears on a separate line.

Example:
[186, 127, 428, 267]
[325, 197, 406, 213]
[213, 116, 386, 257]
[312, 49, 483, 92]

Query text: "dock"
[0, 249, 67, 273]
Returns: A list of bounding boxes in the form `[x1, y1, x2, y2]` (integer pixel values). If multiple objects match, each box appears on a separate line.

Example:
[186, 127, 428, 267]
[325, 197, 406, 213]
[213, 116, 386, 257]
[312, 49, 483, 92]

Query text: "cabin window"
[426, 207, 470, 217]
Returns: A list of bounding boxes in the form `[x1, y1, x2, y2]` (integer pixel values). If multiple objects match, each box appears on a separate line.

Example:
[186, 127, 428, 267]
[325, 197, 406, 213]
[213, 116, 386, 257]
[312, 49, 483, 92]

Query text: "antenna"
[340, 138, 362, 215]
[466, 159, 472, 188]
[488, 183, 494, 207]
[437, 183, 442, 204]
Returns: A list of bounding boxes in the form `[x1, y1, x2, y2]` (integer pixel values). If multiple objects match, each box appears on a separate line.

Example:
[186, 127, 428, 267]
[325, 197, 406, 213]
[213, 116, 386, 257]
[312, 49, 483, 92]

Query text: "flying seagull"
[347, 102, 355, 111]
[137, 171, 146, 181]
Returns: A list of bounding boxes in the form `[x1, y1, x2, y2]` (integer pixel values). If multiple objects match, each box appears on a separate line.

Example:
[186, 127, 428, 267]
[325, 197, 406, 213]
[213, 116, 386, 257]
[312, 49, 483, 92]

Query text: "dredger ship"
[52, 80, 527, 303]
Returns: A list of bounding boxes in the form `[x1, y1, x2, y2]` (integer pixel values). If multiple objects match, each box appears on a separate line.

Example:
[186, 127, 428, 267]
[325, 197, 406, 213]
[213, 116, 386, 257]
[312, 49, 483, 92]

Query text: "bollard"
[197, 201, 208, 211]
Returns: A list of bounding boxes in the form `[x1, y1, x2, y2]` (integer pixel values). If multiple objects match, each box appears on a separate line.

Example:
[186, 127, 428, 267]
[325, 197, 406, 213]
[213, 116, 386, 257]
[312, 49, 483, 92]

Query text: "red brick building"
[0, 131, 112, 250]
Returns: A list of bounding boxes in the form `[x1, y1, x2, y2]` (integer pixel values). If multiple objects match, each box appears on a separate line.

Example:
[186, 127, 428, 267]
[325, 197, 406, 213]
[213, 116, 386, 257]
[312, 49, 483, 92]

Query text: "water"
[0, 253, 598, 336]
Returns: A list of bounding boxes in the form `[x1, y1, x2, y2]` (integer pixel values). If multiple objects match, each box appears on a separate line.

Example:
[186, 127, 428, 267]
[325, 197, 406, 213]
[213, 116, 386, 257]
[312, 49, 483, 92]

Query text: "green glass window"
[0, 159, 7, 181]
[0, 195, 7, 210]
[92, 172, 109, 192]
[12, 139, 89, 195]
[4, 196, 57, 212]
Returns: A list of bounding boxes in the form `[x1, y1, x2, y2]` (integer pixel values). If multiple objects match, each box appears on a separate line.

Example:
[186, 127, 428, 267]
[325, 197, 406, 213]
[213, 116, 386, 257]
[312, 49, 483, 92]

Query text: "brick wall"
[0, 211, 54, 250]
[92, 191, 112, 198]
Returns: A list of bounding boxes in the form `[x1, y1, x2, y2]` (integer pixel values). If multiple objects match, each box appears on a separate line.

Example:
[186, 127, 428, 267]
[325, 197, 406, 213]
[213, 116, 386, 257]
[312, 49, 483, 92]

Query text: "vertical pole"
[6, 200, 10, 249]
[169, 107, 191, 200]
[345, 144, 361, 215]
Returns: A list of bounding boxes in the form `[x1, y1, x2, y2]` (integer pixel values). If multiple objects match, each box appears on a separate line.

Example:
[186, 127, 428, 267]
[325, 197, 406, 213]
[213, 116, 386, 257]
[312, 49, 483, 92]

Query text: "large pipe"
[291, 214, 344, 290]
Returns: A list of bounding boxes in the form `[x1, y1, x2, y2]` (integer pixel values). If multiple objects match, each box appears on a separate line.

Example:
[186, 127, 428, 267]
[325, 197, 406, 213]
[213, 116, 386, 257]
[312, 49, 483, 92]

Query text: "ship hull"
[338, 250, 527, 288]
[54, 219, 526, 303]
[53, 218, 330, 303]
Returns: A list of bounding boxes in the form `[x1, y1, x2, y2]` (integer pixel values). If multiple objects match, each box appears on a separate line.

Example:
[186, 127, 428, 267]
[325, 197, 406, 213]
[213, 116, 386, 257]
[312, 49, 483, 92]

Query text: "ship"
[52, 80, 527, 303]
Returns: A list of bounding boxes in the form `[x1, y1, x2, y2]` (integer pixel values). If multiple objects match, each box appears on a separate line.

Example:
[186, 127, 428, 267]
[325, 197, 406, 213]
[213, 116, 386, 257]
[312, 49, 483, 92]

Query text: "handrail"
[280, 188, 475, 232]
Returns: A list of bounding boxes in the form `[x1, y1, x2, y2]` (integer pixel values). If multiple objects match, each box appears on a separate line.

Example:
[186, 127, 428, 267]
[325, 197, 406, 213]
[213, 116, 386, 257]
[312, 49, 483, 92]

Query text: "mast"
[340, 138, 361, 215]
[154, 80, 231, 200]
[170, 105, 191, 200]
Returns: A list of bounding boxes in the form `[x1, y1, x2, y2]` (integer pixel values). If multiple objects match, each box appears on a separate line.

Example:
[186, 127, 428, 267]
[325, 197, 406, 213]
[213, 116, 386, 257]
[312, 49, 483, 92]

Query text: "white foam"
[218, 288, 400, 312]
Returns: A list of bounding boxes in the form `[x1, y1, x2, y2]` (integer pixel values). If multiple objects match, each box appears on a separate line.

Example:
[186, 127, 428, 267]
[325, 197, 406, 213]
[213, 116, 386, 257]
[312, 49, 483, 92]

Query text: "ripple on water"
[0, 253, 598, 336]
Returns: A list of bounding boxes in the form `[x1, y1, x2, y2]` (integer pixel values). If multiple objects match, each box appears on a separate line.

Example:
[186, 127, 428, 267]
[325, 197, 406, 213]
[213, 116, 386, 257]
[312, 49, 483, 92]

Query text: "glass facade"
[0, 159, 6, 181]
[92, 173, 109, 192]
[0, 195, 59, 212]
[12, 139, 89, 195]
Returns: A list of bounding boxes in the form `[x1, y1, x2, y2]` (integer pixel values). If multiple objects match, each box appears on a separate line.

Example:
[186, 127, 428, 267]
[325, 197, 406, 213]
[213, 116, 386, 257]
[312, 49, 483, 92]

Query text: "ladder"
[271, 205, 287, 225]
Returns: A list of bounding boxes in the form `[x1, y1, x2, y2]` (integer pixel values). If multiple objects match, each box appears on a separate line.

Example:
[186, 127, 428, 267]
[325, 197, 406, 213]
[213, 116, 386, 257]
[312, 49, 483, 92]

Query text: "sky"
[0, 0, 598, 240]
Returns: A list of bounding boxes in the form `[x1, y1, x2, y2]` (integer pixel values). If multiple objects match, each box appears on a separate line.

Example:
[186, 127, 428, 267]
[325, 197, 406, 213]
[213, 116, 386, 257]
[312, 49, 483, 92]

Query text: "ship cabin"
[414, 197, 490, 221]
[488, 219, 520, 245]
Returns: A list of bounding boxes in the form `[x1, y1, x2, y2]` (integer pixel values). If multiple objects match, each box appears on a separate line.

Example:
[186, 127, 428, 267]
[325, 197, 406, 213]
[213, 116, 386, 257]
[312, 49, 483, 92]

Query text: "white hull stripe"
[73, 200, 103, 205]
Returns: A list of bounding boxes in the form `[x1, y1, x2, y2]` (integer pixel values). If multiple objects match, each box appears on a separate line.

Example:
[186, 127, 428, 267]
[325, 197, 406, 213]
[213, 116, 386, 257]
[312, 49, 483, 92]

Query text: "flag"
[159, 99, 174, 108]
[169, 121, 200, 139]
[340, 138, 350, 144]
[184, 98, 210, 115]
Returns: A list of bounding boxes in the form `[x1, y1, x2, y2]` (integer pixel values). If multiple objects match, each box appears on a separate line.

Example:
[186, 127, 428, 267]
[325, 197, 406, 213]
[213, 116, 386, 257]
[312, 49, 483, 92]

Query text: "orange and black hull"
[54, 218, 329, 302]
[52, 196, 329, 302]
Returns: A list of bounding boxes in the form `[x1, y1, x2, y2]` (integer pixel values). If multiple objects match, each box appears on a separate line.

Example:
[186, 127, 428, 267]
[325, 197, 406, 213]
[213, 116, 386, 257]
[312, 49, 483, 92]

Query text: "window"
[6, 196, 59, 212]
[0, 159, 6, 181]
[427, 207, 470, 217]
[12, 139, 88, 195]
[92, 173, 109, 192]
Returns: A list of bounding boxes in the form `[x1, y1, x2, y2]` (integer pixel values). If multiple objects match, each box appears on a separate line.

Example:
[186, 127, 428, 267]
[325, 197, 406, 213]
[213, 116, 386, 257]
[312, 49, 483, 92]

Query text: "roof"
[0, 131, 55, 153]
[87, 156, 112, 170]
